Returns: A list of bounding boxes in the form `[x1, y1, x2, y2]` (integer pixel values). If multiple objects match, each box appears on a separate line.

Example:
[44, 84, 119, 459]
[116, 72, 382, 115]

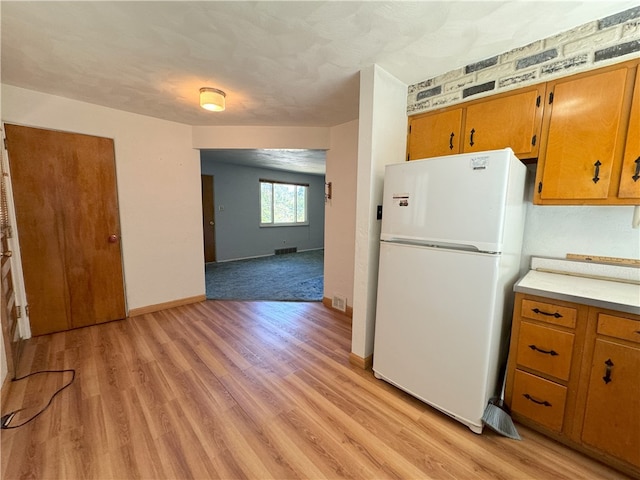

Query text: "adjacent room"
[200, 149, 326, 302]
[1, 2, 639, 479]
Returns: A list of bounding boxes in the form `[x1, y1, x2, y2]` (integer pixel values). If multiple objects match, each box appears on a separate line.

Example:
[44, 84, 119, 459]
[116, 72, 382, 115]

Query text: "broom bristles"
[482, 402, 521, 440]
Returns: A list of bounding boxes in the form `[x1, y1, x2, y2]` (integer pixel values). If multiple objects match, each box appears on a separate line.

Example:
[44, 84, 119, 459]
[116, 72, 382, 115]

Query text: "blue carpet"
[205, 249, 324, 301]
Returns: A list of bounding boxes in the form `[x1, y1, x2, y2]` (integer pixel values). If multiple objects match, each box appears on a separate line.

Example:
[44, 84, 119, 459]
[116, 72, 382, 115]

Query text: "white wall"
[324, 120, 359, 308]
[192, 126, 329, 149]
[2, 85, 204, 314]
[352, 65, 408, 360]
[522, 166, 640, 266]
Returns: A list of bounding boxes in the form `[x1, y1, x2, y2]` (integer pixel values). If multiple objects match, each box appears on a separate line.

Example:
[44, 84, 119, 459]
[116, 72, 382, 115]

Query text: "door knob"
[209, 221, 214, 226]
[0, 250, 12, 257]
[108, 234, 119, 243]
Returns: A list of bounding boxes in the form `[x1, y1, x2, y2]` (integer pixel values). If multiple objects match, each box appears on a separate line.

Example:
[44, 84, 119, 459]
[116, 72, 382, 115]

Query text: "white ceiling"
[2, 1, 637, 174]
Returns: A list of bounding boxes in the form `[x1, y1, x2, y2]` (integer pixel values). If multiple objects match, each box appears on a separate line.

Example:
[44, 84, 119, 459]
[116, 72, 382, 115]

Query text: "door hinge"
[536, 95, 541, 107]
[25, 305, 29, 317]
[548, 92, 554, 104]
[532, 134, 537, 146]
[15, 306, 21, 318]
[408, 124, 412, 134]
[538, 181, 543, 194]
[407, 153, 410, 162]
[3, 138, 7, 150]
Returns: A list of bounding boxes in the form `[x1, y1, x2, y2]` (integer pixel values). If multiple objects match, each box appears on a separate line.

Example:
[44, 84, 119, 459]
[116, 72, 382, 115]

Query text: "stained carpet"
[205, 249, 324, 301]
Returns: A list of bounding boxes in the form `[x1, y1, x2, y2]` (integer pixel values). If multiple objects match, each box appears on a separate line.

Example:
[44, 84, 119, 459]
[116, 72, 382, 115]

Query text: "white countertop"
[515, 269, 640, 315]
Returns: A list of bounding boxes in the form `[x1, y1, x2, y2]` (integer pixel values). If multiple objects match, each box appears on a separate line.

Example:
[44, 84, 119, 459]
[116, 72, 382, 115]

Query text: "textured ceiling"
[2, 1, 637, 174]
[3, 1, 637, 128]
[201, 148, 326, 175]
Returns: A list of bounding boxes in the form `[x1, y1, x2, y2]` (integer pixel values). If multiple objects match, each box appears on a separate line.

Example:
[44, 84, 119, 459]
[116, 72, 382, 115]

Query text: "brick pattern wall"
[407, 6, 640, 115]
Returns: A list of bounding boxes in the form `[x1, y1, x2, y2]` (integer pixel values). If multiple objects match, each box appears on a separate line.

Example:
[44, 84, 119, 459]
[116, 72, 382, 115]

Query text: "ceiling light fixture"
[199, 87, 226, 112]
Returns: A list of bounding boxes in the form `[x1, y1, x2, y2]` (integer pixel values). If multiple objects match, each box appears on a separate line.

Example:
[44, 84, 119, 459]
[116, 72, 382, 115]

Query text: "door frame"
[2, 122, 129, 337]
[1, 124, 30, 339]
[201, 174, 217, 263]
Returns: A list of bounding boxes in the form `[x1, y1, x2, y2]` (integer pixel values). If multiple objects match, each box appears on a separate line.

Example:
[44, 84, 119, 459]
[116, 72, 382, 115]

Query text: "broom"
[482, 354, 521, 440]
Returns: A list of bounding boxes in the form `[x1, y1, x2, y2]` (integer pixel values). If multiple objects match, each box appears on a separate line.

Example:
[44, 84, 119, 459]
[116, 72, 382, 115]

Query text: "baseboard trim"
[349, 352, 373, 370]
[128, 295, 206, 317]
[322, 297, 353, 319]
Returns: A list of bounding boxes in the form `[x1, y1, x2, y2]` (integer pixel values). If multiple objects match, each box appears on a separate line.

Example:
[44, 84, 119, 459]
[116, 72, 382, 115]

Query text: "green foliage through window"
[260, 180, 308, 225]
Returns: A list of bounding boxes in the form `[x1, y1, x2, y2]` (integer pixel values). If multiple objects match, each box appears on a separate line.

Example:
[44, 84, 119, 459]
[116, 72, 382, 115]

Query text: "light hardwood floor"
[0, 301, 630, 479]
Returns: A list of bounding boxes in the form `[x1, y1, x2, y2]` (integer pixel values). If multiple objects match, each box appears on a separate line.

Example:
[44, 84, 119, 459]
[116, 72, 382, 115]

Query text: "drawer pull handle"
[528, 344, 559, 356]
[592, 160, 602, 184]
[632, 156, 640, 182]
[449, 132, 455, 150]
[469, 128, 475, 147]
[523, 394, 552, 407]
[602, 358, 614, 384]
[531, 308, 562, 318]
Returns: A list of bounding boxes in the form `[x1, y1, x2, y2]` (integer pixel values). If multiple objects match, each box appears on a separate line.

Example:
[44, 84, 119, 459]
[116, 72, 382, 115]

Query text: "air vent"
[332, 295, 347, 312]
[275, 247, 297, 255]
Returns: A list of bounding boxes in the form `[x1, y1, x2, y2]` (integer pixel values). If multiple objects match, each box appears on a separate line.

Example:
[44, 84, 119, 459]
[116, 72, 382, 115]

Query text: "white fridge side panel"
[373, 242, 509, 432]
[380, 148, 526, 253]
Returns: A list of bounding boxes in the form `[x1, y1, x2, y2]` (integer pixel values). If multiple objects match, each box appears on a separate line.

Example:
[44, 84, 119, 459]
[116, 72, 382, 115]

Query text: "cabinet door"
[618, 67, 640, 199]
[581, 339, 640, 467]
[408, 108, 462, 160]
[463, 86, 545, 159]
[538, 68, 628, 201]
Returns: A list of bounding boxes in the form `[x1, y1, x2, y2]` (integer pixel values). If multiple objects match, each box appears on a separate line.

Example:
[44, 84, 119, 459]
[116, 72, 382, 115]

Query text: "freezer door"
[373, 242, 509, 433]
[381, 149, 525, 253]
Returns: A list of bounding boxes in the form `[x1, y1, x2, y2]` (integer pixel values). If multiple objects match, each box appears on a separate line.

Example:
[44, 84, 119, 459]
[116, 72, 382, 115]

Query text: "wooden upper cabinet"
[408, 108, 462, 160]
[618, 67, 640, 199]
[462, 85, 545, 159]
[535, 64, 637, 204]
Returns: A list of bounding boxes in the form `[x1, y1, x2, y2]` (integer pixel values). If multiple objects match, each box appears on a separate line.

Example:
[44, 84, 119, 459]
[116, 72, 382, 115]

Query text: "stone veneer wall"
[407, 6, 640, 115]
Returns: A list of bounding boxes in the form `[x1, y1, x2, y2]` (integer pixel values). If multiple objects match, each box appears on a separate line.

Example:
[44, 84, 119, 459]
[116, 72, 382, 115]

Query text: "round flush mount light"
[199, 87, 226, 112]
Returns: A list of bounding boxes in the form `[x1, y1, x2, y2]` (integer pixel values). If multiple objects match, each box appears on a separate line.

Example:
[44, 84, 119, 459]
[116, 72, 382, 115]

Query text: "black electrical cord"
[1, 369, 76, 429]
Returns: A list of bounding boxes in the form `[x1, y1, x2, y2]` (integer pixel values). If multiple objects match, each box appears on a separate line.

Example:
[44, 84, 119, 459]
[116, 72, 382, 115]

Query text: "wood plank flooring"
[0, 301, 630, 479]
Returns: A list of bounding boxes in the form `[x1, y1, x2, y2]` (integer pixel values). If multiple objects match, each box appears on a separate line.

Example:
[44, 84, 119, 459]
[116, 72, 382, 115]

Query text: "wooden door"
[201, 175, 216, 263]
[408, 108, 463, 160]
[581, 339, 640, 467]
[5, 124, 126, 336]
[463, 85, 545, 159]
[538, 68, 628, 201]
[1, 142, 23, 378]
[618, 67, 640, 199]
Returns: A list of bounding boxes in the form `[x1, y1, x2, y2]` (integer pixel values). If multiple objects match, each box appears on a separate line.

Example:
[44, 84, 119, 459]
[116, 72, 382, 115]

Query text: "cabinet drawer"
[516, 322, 574, 380]
[511, 370, 567, 432]
[521, 299, 577, 328]
[597, 313, 640, 344]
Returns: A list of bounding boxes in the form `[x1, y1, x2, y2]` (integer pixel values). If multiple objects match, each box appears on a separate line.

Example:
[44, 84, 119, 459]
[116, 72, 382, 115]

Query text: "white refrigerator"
[372, 148, 526, 434]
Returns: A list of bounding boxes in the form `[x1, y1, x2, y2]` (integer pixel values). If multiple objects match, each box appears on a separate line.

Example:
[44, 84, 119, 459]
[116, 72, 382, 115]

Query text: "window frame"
[259, 179, 309, 227]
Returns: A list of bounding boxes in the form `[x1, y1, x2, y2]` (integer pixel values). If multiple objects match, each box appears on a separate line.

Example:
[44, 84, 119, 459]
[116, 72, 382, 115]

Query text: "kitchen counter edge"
[514, 270, 640, 316]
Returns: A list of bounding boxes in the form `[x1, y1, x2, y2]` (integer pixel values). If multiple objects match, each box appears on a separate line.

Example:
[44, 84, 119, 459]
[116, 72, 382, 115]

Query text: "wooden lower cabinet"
[506, 293, 640, 477]
[581, 339, 640, 467]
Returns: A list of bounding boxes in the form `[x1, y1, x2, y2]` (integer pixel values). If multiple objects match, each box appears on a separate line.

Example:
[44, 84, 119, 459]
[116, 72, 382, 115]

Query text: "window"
[260, 180, 308, 226]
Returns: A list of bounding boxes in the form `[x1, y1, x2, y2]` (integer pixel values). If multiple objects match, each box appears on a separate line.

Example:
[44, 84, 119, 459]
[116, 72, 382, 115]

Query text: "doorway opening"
[199, 149, 325, 302]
